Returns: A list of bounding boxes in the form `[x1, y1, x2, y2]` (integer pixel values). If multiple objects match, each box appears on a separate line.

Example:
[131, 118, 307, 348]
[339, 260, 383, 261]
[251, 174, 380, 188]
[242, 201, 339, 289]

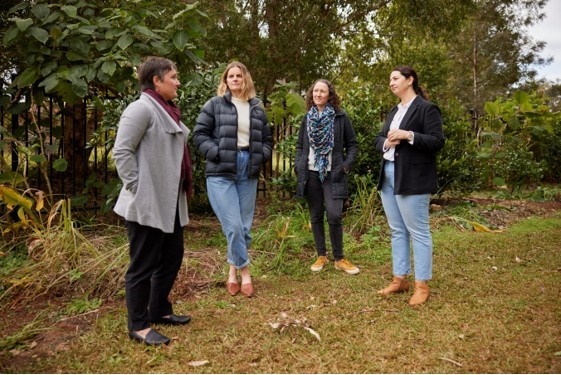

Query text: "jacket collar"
[224, 91, 260, 106]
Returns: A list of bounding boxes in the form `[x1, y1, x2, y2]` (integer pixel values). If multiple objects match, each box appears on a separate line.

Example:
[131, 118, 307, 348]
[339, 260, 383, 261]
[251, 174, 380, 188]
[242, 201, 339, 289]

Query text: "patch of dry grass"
[1, 211, 560, 373]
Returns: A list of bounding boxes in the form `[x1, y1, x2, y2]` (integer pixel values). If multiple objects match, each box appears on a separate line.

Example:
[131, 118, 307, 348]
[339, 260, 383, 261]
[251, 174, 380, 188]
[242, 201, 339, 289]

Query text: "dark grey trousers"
[305, 171, 345, 260]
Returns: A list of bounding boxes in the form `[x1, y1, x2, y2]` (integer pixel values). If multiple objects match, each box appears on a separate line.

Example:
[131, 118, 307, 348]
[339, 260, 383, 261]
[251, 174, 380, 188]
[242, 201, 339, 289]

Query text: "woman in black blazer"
[374, 66, 444, 306]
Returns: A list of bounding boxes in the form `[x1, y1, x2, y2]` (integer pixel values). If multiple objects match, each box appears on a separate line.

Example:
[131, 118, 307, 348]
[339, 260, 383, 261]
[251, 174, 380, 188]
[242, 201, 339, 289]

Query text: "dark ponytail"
[392, 66, 429, 100]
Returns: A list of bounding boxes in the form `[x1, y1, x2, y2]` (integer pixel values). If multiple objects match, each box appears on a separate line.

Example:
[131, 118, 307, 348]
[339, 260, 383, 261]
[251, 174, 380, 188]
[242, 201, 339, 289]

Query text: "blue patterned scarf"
[306, 104, 335, 182]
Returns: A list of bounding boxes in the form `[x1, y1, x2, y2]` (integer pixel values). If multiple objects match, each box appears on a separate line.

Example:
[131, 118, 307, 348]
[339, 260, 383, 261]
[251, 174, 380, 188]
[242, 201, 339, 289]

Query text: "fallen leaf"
[439, 357, 462, 367]
[188, 360, 209, 367]
[554, 351, 561, 357]
[304, 327, 321, 341]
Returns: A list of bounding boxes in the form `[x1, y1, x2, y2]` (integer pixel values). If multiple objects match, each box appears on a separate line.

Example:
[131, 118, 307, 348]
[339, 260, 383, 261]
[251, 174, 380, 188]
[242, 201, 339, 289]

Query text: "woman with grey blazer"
[113, 56, 193, 346]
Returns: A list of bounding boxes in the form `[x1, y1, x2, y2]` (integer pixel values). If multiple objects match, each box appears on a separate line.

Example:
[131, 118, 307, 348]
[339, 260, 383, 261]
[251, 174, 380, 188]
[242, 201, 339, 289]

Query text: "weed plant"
[0, 199, 128, 303]
[252, 202, 314, 277]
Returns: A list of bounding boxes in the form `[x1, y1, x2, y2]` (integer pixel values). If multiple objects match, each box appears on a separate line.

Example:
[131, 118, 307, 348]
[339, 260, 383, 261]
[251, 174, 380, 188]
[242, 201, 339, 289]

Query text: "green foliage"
[479, 90, 560, 192]
[0, 196, 128, 302]
[347, 174, 382, 236]
[252, 203, 314, 276]
[0, 185, 47, 236]
[266, 80, 306, 126]
[176, 68, 222, 212]
[341, 84, 384, 197]
[64, 294, 102, 315]
[0, 312, 47, 351]
[527, 185, 561, 202]
[3, 0, 206, 103]
[266, 80, 306, 197]
[437, 103, 482, 195]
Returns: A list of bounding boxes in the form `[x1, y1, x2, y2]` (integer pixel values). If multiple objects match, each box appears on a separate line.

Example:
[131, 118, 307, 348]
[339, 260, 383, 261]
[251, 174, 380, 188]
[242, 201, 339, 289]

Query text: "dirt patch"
[431, 198, 561, 229]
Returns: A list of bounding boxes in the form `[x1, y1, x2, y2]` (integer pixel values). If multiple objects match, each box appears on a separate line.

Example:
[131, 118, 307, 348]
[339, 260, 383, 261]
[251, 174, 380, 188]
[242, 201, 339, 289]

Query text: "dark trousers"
[305, 171, 344, 260]
[124, 211, 184, 332]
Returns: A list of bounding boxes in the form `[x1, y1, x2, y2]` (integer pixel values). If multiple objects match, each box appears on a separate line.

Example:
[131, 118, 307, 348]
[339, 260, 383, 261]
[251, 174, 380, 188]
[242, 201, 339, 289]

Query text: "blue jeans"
[206, 150, 258, 269]
[380, 161, 432, 281]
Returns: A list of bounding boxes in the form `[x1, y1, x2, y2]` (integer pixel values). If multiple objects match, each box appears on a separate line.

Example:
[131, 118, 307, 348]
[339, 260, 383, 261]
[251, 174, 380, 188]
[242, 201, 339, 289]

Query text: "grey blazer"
[113, 93, 190, 233]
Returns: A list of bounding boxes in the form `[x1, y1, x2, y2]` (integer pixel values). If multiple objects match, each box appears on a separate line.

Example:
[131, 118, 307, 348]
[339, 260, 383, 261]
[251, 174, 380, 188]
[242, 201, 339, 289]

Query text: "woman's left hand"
[387, 129, 410, 142]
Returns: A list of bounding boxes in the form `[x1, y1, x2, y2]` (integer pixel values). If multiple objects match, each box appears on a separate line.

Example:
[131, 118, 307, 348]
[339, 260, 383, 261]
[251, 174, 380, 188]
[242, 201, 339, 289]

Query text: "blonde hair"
[217, 61, 256, 101]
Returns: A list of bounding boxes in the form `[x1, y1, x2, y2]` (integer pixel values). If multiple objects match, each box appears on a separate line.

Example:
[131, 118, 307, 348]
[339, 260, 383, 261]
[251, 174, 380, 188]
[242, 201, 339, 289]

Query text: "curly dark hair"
[305, 79, 341, 111]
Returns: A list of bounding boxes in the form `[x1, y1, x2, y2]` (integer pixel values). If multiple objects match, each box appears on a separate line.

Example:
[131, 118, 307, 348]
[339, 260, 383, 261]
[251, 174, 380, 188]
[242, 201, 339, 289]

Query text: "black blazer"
[374, 95, 445, 195]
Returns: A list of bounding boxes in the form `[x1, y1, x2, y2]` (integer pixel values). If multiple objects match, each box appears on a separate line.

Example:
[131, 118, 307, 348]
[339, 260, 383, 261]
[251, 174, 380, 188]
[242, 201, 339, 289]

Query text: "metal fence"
[1, 96, 292, 214]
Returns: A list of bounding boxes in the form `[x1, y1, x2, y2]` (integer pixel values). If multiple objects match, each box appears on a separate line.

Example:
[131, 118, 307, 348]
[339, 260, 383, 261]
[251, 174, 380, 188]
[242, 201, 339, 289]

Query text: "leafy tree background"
[1, 0, 560, 213]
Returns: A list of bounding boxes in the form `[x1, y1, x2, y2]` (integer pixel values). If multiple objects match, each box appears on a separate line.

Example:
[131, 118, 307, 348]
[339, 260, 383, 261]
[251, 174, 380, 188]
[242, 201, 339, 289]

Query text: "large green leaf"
[53, 158, 68, 172]
[3, 26, 20, 44]
[14, 17, 33, 32]
[101, 60, 117, 76]
[117, 34, 133, 50]
[31, 4, 50, 20]
[30, 27, 49, 44]
[95, 40, 114, 52]
[286, 93, 306, 115]
[43, 10, 62, 25]
[172, 30, 190, 51]
[133, 25, 161, 39]
[16, 67, 40, 87]
[70, 78, 88, 98]
[70, 38, 91, 55]
[38, 75, 60, 93]
[29, 155, 47, 164]
[75, 26, 97, 35]
[484, 101, 501, 117]
[61, 5, 78, 18]
[66, 51, 86, 62]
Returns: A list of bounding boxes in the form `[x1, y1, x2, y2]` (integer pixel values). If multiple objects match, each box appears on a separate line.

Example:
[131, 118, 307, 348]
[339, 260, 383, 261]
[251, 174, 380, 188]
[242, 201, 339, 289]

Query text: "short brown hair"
[137, 56, 177, 91]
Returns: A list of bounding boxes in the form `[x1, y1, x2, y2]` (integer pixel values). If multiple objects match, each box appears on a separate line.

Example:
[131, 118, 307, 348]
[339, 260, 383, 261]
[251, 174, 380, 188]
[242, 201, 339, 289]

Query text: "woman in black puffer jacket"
[194, 61, 272, 298]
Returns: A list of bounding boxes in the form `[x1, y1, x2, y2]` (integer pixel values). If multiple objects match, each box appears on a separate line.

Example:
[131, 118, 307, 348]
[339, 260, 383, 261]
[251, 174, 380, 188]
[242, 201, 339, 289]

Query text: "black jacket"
[294, 110, 358, 199]
[374, 95, 445, 195]
[193, 92, 272, 178]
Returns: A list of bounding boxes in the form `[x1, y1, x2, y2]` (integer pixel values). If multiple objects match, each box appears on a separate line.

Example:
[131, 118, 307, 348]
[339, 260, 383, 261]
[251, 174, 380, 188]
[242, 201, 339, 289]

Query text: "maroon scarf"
[143, 89, 194, 199]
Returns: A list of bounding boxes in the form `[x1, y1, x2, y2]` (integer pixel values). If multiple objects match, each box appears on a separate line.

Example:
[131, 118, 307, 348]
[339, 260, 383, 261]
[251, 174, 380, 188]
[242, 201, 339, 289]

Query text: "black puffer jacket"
[193, 92, 272, 178]
[294, 110, 359, 199]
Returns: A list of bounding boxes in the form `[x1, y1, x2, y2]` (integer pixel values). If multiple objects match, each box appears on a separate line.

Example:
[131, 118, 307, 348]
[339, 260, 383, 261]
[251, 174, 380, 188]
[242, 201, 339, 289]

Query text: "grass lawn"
[1, 200, 560, 373]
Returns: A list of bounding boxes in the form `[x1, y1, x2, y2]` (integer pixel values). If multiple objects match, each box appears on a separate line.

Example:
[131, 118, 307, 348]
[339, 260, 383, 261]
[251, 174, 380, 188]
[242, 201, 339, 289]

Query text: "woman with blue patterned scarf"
[294, 79, 360, 275]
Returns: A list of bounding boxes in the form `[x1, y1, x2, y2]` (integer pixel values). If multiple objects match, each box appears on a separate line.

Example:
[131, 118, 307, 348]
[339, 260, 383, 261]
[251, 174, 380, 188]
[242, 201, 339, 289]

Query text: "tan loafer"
[227, 280, 240, 296]
[240, 282, 254, 298]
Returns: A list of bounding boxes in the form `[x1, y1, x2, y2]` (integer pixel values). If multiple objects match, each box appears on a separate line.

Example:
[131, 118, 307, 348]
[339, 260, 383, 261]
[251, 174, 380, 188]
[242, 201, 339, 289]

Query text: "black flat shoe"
[151, 314, 191, 326]
[129, 329, 170, 346]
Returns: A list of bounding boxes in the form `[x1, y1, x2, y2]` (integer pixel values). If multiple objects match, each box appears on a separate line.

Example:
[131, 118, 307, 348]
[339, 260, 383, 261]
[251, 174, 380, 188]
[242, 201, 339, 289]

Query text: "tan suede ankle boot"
[377, 276, 410, 297]
[409, 281, 430, 306]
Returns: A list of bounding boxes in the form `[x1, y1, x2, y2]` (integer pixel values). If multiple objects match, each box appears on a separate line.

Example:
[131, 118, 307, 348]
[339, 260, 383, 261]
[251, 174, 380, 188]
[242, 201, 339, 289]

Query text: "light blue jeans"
[380, 161, 432, 281]
[206, 150, 258, 269]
